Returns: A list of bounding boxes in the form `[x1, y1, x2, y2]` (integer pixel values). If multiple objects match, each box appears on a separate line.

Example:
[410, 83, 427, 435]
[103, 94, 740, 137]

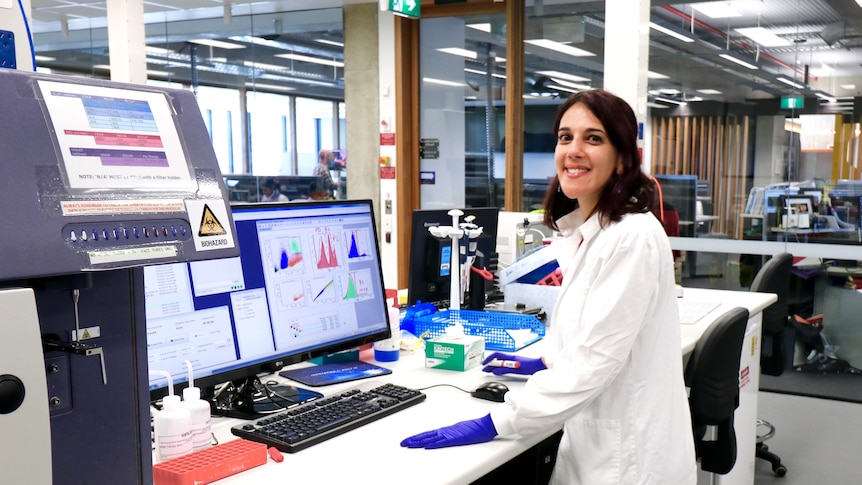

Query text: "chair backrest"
[685, 306, 749, 475]
[749, 252, 792, 376]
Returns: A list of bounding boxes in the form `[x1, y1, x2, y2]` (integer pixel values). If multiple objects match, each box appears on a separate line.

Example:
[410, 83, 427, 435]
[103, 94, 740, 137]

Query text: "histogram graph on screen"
[313, 231, 342, 270]
[340, 269, 374, 302]
[346, 229, 372, 261]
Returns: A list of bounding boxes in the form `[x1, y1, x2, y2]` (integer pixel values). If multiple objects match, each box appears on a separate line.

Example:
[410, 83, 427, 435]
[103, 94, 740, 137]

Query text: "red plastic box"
[153, 439, 268, 485]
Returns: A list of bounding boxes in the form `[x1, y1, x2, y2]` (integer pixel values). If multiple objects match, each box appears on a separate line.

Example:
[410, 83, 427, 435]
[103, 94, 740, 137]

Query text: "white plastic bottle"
[182, 361, 212, 452]
[150, 370, 192, 463]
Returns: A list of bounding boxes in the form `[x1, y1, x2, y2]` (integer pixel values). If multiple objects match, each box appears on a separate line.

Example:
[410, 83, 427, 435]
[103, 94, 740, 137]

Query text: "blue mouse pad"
[278, 360, 392, 387]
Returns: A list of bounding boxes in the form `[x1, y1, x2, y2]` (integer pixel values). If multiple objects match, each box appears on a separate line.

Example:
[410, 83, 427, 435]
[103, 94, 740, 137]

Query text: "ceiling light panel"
[649, 22, 695, 43]
[777, 77, 805, 89]
[275, 53, 344, 68]
[697, 89, 722, 94]
[734, 27, 790, 47]
[535, 70, 589, 82]
[524, 39, 595, 57]
[719, 53, 758, 70]
[690, 2, 742, 19]
[188, 39, 246, 49]
[437, 47, 478, 60]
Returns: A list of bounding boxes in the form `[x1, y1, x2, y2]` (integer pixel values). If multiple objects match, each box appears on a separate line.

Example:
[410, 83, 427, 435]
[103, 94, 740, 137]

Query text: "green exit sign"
[387, 0, 420, 18]
[780, 96, 804, 109]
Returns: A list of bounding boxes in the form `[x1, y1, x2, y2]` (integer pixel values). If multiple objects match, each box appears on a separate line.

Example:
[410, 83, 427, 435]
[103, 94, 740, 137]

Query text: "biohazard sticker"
[185, 200, 236, 252]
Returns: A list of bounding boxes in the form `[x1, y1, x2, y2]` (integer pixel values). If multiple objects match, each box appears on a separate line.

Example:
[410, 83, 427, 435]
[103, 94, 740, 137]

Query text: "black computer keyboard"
[230, 382, 425, 453]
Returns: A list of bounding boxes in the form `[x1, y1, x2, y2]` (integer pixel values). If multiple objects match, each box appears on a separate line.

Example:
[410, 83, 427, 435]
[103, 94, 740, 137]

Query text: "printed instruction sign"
[185, 200, 236, 252]
[38, 80, 194, 191]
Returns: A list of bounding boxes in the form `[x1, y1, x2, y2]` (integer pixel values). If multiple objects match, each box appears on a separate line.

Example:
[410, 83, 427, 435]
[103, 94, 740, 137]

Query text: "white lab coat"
[491, 209, 697, 485]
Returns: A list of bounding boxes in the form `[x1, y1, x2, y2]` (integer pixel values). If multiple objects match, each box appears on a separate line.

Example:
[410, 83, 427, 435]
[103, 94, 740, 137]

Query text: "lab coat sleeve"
[498, 222, 663, 437]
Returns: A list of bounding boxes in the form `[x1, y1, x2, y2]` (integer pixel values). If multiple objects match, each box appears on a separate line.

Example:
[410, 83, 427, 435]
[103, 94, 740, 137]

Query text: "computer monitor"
[145, 200, 391, 417]
[407, 207, 499, 307]
[653, 175, 697, 237]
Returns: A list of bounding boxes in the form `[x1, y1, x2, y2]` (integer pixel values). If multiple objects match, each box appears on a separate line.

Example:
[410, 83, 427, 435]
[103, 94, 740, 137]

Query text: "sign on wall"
[383, 0, 420, 19]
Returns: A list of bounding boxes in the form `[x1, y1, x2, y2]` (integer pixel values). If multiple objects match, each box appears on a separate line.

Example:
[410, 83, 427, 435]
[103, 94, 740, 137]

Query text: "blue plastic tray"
[412, 309, 545, 351]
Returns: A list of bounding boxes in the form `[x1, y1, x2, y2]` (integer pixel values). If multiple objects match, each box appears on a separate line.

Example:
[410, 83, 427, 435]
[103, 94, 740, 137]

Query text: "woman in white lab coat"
[401, 90, 697, 485]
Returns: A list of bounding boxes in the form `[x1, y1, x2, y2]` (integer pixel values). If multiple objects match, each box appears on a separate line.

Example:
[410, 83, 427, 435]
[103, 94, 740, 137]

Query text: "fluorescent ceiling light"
[258, 74, 335, 87]
[316, 38, 344, 47]
[551, 78, 592, 90]
[841, 84, 856, 89]
[464, 68, 505, 79]
[777, 77, 805, 89]
[275, 53, 344, 68]
[691, 2, 742, 19]
[93, 64, 111, 70]
[525, 39, 595, 57]
[243, 60, 292, 72]
[146, 70, 173, 77]
[467, 23, 491, 33]
[188, 39, 245, 49]
[647, 102, 669, 109]
[648, 71, 670, 79]
[734, 27, 790, 47]
[438, 47, 477, 60]
[815, 92, 837, 103]
[145, 46, 173, 55]
[34, 55, 55, 62]
[719, 53, 758, 70]
[649, 22, 695, 43]
[546, 83, 579, 94]
[659, 88, 680, 95]
[655, 96, 687, 106]
[536, 70, 589, 82]
[697, 89, 722, 94]
[423, 77, 467, 87]
[246, 82, 295, 91]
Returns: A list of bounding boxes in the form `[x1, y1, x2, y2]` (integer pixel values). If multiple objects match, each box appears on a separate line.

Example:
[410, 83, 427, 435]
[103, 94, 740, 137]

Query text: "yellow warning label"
[82, 329, 91, 339]
[198, 204, 227, 237]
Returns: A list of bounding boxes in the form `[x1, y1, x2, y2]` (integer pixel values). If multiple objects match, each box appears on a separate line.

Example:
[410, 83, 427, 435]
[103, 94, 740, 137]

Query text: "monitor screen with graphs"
[144, 200, 391, 407]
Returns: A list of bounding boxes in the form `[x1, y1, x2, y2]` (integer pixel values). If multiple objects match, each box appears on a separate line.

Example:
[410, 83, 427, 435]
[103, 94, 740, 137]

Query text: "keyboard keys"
[231, 382, 425, 453]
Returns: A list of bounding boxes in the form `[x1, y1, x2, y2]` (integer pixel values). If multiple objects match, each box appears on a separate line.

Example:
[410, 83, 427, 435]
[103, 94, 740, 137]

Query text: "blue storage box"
[413, 310, 545, 352]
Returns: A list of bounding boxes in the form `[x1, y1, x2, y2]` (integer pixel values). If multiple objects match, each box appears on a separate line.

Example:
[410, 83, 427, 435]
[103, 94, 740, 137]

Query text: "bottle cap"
[183, 386, 201, 402]
[162, 394, 182, 410]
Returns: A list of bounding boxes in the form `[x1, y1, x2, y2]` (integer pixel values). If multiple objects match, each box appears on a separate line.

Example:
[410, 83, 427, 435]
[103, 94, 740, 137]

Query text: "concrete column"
[344, 3, 381, 210]
[107, 0, 147, 84]
[604, 0, 650, 158]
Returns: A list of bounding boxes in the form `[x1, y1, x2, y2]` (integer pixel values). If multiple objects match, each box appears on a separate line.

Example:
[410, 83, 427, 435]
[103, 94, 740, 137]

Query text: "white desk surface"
[198, 287, 776, 485]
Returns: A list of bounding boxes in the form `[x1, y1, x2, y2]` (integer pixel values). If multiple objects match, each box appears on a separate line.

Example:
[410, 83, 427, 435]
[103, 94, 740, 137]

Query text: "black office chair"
[749, 252, 792, 477]
[685, 306, 750, 475]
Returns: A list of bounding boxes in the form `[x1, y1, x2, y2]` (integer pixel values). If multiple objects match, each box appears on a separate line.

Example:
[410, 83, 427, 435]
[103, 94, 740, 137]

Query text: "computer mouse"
[471, 381, 509, 402]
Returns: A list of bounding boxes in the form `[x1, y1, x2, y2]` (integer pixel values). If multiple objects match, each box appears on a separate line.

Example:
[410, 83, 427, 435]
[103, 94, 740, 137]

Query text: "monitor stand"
[206, 375, 321, 420]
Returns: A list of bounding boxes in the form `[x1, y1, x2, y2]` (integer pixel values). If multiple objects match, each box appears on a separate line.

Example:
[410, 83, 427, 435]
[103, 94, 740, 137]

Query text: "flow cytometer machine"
[0, 67, 238, 484]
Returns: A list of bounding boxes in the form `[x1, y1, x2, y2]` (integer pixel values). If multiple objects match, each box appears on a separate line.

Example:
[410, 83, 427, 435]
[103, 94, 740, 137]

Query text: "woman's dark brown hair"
[542, 90, 658, 230]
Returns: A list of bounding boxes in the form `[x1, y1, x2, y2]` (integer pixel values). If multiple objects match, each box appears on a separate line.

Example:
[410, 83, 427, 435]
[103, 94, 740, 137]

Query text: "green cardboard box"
[425, 334, 485, 371]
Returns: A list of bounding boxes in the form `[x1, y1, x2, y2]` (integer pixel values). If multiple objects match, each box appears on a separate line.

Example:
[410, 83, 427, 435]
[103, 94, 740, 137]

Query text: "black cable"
[414, 383, 472, 394]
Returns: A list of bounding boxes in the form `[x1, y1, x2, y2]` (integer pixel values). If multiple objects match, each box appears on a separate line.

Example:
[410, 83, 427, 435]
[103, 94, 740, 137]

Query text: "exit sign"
[385, 0, 420, 18]
[780, 96, 804, 109]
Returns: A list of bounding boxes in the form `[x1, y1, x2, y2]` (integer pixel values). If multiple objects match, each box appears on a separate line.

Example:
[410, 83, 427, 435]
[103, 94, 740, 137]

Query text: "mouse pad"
[278, 361, 392, 387]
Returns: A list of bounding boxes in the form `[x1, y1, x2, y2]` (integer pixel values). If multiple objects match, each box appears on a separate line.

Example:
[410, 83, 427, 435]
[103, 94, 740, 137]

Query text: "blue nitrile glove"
[400, 414, 497, 449]
[481, 352, 546, 376]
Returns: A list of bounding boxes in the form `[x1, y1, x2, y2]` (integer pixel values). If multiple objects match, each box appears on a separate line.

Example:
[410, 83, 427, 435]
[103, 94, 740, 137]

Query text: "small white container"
[153, 394, 192, 462]
[182, 386, 212, 452]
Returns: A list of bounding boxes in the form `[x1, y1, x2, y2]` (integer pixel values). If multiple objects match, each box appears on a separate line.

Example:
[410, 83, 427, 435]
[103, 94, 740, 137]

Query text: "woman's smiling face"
[554, 102, 622, 218]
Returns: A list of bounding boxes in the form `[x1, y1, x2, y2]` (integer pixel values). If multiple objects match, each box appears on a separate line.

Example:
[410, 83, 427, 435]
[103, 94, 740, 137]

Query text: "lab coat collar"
[552, 209, 602, 276]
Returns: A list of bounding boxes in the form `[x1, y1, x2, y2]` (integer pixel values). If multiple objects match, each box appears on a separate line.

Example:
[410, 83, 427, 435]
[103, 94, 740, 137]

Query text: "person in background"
[307, 179, 332, 201]
[259, 177, 288, 202]
[400, 90, 696, 484]
[314, 149, 339, 196]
